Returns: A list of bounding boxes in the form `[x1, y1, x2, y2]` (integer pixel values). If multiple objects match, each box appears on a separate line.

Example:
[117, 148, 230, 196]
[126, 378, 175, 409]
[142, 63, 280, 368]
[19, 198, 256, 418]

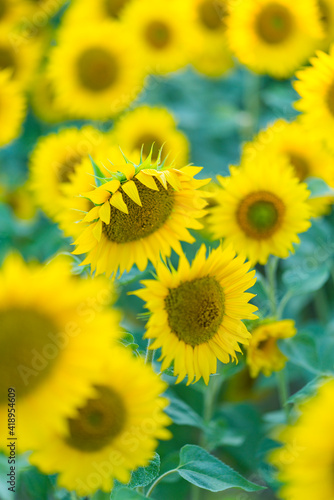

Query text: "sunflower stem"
[277, 368, 290, 423]
[241, 70, 261, 142]
[145, 338, 155, 365]
[265, 256, 279, 318]
[146, 468, 178, 497]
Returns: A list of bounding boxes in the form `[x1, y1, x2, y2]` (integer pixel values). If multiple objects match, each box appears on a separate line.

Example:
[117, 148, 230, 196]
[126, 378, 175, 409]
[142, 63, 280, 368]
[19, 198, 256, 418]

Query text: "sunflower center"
[77, 47, 119, 92]
[0, 308, 60, 403]
[57, 155, 83, 183]
[237, 191, 285, 239]
[165, 276, 225, 347]
[104, 0, 128, 18]
[0, 45, 16, 74]
[255, 3, 293, 44]
[0, 0, 7, 20]
[145, 20, 172, 49]
[66, 385, 126, 452]
[287, 153, 310, 180]
[134, 134, 164, 161]
[256, 336, 276, 353]
[103, 178, 174, 243]
[198, 0, 226, 31]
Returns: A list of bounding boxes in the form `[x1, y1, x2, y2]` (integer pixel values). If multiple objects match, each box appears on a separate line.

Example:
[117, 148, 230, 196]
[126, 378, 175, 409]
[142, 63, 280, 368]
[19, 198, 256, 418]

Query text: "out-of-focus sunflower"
[0, 28, 42, 88]
[242, 119, 334, 216]
[63, 0, 133, 24]
[208, 156, 311, 265]
[0, 70, 26, 147]
[227, 0, 323, 78]
[30, 71, 67, 124]
[294, 45, 334, 151]
[246, 319, 296, 377]
[48, 22, 145, 119]
[111, 106, 189, 166]
[0, 254, 121, 450]
[270, 378, 334, 500]
[29, 126, 112, 219]
[29, 347, 171, 496]
[134, 244, 257, 385]
[72, 154, 210, 278]
[188, 0, 234, 77]
[121, 0, 193, 74]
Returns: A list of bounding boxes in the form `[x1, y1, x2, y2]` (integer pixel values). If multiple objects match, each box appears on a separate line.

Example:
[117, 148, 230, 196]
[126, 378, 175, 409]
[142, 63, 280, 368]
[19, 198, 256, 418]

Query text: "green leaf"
[112, 487, 147, 500]
[177, 445, 265, 492]
[119, 333, 139, 352]
[16, 466, 53, 500]
[279, 334, 320, 374]
[283, 263, 330, 295]
[128, 453, 160, 488]
[307, 177, 334, 198]
[165, 392, 205, 429]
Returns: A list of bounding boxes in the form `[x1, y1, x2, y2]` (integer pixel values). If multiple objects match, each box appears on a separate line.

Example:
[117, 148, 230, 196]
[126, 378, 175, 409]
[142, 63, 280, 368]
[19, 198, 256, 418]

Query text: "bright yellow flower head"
[48, 22, 145, 119]
[121, 0, 194, 74]
[242, 119, 334, 216]
[316, 0, 334, 49]
[270, 378, 334, 500]
[29, 126, 113, 219]
[63, 0, 132, 24]
[246, 319, 296, 378]
[111, 106, 190, 167]
[73, 154, 210, 278]
[29, 347, 172, 496]
[0, 181, 36, 220]
[0, 253, 121, 451]
[208, 156, 312, 265]
[0, 0, 28, 29]
[0, 70, 26, 147]
[134, 244, 258, 385]
[294, 45, 334, 152]
[0, 27, 42, 89]
[227, 0, 323, 78]
[187, 0, 234, 77]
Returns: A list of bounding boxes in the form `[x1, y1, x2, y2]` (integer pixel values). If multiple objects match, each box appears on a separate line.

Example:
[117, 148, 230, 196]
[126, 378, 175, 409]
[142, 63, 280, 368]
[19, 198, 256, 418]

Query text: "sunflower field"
[1, 1, 334, 499]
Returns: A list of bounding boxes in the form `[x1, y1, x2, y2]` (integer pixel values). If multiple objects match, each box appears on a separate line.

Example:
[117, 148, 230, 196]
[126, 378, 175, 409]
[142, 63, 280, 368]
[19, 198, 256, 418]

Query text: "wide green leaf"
[128, 453, 160, 489]
[177, 445, 265, 492]
[112, 487, 147, 500]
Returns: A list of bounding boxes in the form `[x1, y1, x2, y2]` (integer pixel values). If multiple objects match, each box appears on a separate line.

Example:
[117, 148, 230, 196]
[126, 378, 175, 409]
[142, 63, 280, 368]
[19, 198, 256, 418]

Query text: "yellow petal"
[118, 162, 135, 179]
[99, 201, 111, 224]
[102, 180, 121, 193]
[110, 191, 128, 214]
[136, 171, 159, 191]
[82, 187, 110, 205]
[92, 220, 103, 241]
[82, 206, 100, 223]
[122, 180, 142, 206]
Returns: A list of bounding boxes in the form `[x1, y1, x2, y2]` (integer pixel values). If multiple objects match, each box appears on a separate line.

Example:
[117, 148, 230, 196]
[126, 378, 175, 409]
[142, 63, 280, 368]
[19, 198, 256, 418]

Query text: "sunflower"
[246, 319, 296, 378]
[30, 72, 67, 124]
[0, 27, 42, 88]
[208, 156, 311, 265]
[270, 378, 334, 500]
[111, 106, 190, 166]
[29, 347, 171, 496]
[242, 119, 334, 216]
[294, 45, 334, 151]
[72, 155, 210, 278]
[0, 253, 121, 451]
[133, 244, 257, 385]
[48, 22, 145, 119]
[0, 70, 26, 147]
[188, 0, 234, 77]
[63, 0, 132, 24]
[121, 0, 193, 74]
[55, 146, 140, 240]
[29, 126, 112, 219]
[226, 0, 323, 78]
